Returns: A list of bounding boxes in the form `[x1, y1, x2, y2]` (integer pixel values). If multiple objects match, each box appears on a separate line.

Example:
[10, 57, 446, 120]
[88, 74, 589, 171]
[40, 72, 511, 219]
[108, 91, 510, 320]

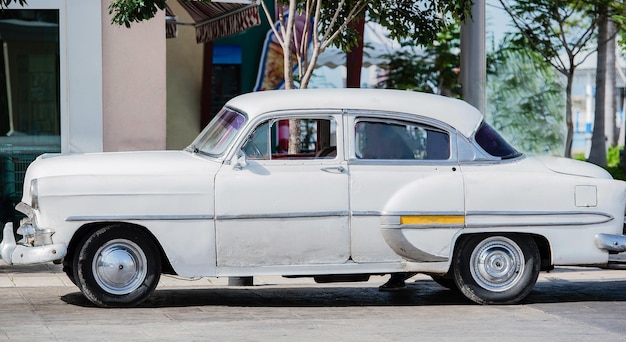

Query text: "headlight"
[30, 179, 39, 210]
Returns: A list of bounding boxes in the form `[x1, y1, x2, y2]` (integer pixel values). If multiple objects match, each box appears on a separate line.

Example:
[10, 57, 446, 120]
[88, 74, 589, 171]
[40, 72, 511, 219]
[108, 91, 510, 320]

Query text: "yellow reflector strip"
[400, 215, 465, 225]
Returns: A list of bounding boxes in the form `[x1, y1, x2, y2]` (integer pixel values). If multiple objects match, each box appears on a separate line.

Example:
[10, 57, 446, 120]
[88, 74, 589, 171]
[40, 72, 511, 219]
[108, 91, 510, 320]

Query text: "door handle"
[321, 166, 345, 174]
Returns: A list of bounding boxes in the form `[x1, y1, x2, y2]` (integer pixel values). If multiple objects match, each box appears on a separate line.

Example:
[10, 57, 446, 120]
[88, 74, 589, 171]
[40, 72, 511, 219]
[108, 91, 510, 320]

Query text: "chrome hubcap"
[93, 239, 147, 295]
[470, 237, 524, 292]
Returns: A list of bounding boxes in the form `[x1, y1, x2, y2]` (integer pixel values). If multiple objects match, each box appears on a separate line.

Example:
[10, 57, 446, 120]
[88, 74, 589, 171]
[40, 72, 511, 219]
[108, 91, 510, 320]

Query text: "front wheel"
[453, 234, 540, 305]
[73, 225, 161, 307]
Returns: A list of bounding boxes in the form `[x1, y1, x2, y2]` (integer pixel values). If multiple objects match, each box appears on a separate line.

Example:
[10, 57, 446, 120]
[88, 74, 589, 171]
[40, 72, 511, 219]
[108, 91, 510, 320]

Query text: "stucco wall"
[165, 1, 204, 150]
[101, 2, 167, 151]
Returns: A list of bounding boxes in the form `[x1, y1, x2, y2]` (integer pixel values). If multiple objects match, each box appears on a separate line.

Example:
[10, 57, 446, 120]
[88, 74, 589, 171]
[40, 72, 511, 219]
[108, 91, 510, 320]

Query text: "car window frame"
[345, 111, 459, 165]
[230, 110, 345, 165]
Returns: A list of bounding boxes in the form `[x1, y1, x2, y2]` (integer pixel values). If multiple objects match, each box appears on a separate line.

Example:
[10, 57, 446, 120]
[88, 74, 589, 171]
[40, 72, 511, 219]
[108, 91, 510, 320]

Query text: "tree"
[487, 44, 564, 155]
[588, 1, 624, 166]
[258, 0, 368, 90]
[588, 2, 609, 166]
[377, 23, 461, 98]
[606, 20, 617, 148]
[107, 0, 472, 90]
[379, 21, 564, 155]
[498, 0, 598, 158]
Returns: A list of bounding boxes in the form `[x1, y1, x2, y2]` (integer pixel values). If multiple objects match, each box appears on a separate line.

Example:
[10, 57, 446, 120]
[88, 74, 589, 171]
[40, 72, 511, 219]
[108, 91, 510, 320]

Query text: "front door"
[214, 113, 350, 268]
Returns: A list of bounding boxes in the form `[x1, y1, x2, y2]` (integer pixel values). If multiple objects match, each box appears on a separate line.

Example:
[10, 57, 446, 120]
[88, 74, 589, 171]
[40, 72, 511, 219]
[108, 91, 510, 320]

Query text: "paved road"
[0, 264, 625, 341]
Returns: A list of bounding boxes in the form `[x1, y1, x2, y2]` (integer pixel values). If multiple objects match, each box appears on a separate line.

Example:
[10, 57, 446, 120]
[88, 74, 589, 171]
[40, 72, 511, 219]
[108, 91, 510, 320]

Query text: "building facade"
[0, 0, 166, 225]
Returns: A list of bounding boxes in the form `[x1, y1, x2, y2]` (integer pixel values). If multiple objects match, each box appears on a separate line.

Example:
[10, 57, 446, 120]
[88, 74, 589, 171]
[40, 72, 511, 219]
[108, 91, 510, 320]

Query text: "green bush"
[572, 147, 625, 180]
[607, 146, 622, 167]
[606, 146, 625, 180]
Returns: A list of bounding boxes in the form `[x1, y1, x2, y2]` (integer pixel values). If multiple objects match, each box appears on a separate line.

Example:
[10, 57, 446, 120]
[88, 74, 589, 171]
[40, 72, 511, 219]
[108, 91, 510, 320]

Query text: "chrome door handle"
[321, 166, 345, 173]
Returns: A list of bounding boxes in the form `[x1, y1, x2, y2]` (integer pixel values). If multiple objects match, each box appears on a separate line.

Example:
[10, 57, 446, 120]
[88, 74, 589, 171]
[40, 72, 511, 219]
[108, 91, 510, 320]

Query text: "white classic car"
[1, 88, 626, 307]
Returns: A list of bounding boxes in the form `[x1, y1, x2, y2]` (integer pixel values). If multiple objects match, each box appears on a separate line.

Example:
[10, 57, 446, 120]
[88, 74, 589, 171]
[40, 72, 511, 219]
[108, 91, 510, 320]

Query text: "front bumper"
[0, 222, 67, 265]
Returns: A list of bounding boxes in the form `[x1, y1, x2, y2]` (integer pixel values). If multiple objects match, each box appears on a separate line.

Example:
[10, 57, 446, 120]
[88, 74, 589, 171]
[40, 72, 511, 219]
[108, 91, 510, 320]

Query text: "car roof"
[225, 88, 483, 137]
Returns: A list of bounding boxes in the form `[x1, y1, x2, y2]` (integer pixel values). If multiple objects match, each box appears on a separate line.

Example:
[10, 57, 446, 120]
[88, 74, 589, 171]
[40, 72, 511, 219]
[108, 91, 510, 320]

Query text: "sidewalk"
[1, 262, 625, 289]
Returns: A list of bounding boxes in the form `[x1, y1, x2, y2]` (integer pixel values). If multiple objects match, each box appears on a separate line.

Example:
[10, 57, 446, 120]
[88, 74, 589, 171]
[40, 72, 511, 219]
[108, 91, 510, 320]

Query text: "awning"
[175, 0, 261, 43]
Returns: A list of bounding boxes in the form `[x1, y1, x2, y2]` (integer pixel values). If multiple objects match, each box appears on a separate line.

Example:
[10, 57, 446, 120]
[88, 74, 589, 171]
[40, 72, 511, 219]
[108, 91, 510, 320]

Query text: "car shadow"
[60, 278, 626, 308]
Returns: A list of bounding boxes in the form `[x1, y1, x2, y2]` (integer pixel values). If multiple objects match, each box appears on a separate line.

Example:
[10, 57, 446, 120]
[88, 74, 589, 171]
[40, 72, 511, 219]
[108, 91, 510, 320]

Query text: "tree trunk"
[346, 18, 365, 88]
[606, 19, 617, 147]
[283, 1, 300, 153]
[282, 1, 296, 90]
[564, 73, 574, 158]
[588, 5, 608, 167]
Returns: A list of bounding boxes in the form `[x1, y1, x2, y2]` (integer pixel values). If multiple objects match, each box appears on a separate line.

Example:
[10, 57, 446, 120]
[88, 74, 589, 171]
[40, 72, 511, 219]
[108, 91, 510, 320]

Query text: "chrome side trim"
[354, 211, 465, 217]
[66, 211, 614, 228]
[467, 210, 614, 217]
[352, 211, 383, 217]
[466, 211, 614, 228]
[348, 159, 458, 166]
[217, 211, 349, 220]
[66, 215, 213, 222]
[68, 211, 349, 222]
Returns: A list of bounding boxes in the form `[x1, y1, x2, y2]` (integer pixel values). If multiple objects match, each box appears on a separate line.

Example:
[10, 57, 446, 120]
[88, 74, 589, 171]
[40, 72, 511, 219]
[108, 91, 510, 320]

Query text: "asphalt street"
[0, 263, 625, 341]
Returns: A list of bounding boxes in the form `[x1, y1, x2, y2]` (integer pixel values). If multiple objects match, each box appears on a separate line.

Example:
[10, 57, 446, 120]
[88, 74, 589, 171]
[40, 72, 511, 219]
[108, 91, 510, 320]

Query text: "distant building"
[571, 51, 626, 156]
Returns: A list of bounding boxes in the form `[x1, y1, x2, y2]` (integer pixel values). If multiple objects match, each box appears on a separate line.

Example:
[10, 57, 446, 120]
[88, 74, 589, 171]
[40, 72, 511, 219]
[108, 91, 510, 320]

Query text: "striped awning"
[176, 0, 261, 43]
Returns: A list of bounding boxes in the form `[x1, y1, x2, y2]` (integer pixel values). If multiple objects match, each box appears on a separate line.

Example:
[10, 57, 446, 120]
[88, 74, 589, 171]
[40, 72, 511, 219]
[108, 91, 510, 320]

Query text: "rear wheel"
[453, 234, 540, 305]
[73, 225, 161, 307]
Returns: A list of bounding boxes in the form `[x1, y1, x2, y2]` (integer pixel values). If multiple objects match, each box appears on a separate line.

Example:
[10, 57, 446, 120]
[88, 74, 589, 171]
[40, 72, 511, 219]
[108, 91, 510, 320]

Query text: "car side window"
[243, 121, 270, 159]
[242, 117, 337, 160]
[355, 120, 450, 160]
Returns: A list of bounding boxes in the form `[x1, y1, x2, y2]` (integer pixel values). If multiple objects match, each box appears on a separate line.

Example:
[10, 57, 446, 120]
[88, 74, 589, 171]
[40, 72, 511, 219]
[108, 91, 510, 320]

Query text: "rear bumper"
[595, 233, 626, 253]
[0, 223, 66, 265]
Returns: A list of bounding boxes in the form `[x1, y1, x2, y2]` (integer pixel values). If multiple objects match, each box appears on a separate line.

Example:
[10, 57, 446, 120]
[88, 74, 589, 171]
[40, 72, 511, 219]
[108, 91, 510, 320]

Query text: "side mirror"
[233, 150, 248, 170]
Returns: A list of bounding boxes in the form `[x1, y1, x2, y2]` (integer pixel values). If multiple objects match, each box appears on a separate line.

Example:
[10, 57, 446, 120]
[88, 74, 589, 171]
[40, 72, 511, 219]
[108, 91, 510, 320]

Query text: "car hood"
[27, 150, 220, 178]
[533, 155, 612, 179]
[22, 151, 221, 202]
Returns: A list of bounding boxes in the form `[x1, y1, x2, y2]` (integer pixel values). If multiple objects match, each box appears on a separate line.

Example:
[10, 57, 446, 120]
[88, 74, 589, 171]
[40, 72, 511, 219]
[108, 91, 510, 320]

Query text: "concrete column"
[460, 0, 486, 114]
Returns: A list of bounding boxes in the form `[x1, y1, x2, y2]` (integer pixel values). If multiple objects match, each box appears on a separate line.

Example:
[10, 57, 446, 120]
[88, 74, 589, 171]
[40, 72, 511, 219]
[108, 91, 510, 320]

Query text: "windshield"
[187, 108, 247, 156]
[474, 122, 522, 159]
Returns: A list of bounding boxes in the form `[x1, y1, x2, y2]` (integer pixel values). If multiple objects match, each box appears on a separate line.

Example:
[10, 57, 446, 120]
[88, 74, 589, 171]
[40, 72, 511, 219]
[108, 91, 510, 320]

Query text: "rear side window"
[355, 120, 450, 160]
[474, 122, 521, 159]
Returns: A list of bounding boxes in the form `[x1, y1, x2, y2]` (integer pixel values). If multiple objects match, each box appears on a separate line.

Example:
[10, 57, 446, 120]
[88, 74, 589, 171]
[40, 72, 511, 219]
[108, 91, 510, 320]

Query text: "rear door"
[347, 113, 465, 263]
